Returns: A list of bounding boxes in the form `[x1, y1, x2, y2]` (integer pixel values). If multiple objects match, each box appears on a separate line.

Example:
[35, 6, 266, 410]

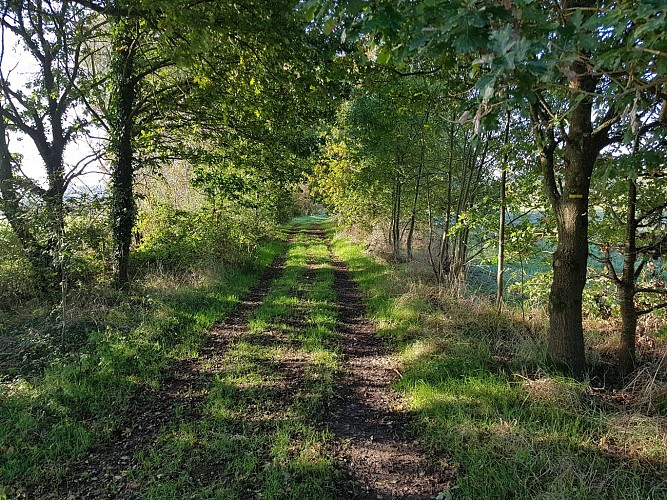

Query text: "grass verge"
[331, 230, 667, 500]
[0, 241, 283, 498]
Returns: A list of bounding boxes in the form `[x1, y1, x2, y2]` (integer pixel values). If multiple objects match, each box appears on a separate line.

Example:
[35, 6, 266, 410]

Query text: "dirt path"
[34, 224, 449, 498]
[326, 240, 451, 499]
[44, 240, 291, 499]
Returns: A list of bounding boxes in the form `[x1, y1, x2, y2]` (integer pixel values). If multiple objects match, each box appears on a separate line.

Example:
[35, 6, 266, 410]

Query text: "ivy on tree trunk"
[109, 18, 137, 289]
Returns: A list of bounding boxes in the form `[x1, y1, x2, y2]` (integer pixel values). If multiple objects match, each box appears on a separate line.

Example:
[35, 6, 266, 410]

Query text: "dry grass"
[622, 347, 667, 415]
[520, 376, 585, 410]
[602, 413, 667, 462]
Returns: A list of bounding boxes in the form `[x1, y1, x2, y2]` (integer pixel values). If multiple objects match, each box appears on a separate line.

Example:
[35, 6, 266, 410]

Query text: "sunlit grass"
[130, 222, 344, 498]
[332, 231, 667, 500]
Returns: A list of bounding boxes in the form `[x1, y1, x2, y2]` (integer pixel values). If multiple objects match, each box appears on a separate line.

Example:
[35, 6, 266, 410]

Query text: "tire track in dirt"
[326, 235, 454, 499]
[32, 225, 453, 498]
[42, 235, 295, 500]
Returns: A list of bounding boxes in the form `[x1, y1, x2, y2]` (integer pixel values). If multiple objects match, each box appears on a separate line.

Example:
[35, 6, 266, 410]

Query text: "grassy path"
[32, 220, 446, 499]
[124, 224, 342, 499]
[7, 218, 664, 499]
[39, 234, 291, 499]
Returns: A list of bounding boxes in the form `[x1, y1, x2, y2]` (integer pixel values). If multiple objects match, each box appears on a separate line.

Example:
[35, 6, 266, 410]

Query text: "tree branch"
[637, 301, 667, 316]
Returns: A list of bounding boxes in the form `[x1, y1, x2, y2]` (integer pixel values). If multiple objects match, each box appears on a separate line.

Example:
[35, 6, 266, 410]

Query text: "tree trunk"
[43, 185, 66, 289]
[392, 178, 402, 260]
[544, 133, 597, 377]
[497, 112, 510, 311]
[407, 112, 429, 261]
[618, 177, 638, 376]
[618, 281, 638, 376]
[437, 122, 455, 284]
[406, 156, 423, 260]
[549, 189, 589, 377]
[426, 173, 438, 276]
[109, 19, 137, 289]
[533, 55, 601, 378]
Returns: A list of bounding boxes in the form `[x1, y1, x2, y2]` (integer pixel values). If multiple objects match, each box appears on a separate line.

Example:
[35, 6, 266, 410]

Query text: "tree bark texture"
[537, 59, 601, 377]
[618, 178, 638, 376]
[109, 19, 137, 289]
[549, 184, 590, 377]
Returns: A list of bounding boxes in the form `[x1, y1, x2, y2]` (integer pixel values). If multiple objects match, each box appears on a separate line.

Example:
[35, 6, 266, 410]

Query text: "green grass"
[128, 223, 344, 498]
[0, 241, 283, 497]
[6, 215, 663, 499]
[331, 230, 667, 500]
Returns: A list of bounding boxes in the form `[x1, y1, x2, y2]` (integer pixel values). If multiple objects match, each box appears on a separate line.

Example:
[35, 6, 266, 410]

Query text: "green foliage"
[317, 0, 667, 117]
[509, 270, 552, 309]
[134, 160, 299, 273]
[313, 0, 667, 374]
[311, 75, 503, 267]
[135, 206, 221, 269]
[309, 128, 386, 227]
[63, 194, 113, 288]
[0, 222, 35, 308]
[0, 193, 112, 308]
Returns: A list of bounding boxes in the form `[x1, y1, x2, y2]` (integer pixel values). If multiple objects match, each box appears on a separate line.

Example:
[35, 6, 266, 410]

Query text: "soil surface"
[30, 225, 452, 499]
[325, 235, 452, 499]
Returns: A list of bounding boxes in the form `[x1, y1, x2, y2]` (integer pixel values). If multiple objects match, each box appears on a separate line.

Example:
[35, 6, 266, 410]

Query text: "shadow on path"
[326, 241, 454, 499]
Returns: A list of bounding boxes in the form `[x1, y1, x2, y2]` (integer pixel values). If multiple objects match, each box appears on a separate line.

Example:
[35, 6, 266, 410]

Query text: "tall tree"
[0, 0, 103, 288]
[314, 0, 667, 376]
[344, 78, 437, 260]
[106, 14, 137, 288]
[76, 0, 341, 286]
[593, 130, 667, 375]
[72, 0, 181, 287]
[496, 110, 511, 312]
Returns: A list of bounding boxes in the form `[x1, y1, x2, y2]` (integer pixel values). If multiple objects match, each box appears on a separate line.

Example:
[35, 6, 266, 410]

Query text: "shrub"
[0, 222, 37, 309]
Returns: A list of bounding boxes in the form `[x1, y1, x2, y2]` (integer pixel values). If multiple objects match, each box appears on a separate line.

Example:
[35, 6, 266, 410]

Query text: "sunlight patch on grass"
[332, 230, 667, 500]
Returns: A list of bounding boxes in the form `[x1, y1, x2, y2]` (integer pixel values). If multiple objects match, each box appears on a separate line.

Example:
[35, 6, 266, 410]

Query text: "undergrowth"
[331, 228, 667, 500]
[0, 241, 283, 498]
